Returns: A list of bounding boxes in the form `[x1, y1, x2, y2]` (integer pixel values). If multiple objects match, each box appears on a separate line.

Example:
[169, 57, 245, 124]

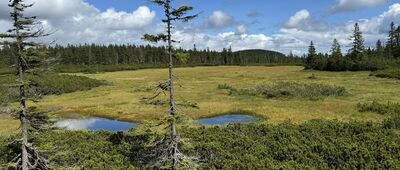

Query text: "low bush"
[182, 121, 400, 169]
[220, 82, 346, 100]
[1, 119, 399, 169]
[0, 74, 106, 105]
[28, 74, 106, 95]
[54, 64, 162, 73]
[370, 68, 400, 80]
[358, 100, 400, 115]
[383, 113, 400, 129]
[217, 83, 234, 90]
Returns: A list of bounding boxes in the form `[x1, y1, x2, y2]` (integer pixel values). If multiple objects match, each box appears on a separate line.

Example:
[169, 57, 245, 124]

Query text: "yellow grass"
[25, 66, 399, 124]
[0, 114, 19, 137]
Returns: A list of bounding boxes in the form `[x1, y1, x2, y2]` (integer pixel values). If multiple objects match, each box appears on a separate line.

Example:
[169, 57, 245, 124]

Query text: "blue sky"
[1, 0, 400, 54]
[86, 0, 395, 34]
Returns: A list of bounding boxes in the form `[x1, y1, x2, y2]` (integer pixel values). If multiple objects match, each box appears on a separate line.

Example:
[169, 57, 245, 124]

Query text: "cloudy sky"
[1, 0, 400, 55]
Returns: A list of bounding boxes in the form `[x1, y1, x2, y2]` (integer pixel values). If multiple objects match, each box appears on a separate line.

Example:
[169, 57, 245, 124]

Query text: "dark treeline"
[0, 45, 303, 67]
[306, 22, 400, 71]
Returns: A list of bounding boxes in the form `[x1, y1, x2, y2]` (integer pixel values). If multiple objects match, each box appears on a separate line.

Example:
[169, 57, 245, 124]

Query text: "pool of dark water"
[55, 117, 139, 131]
[199, 114, 259, 125]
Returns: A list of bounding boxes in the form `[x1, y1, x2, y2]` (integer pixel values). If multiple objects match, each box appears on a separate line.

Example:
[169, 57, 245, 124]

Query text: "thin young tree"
[143, 0, 197, 168]
[0, 0, 49, 169]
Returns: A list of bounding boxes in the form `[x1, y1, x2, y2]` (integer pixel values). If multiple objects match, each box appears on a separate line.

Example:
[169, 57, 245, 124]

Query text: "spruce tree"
[395, 26, 400, 57]
[306, 41, 317, 69]
[376, 39, 384, 58]
[386, 22, 396, 57]
[143, 0, 197, 168]
[327, 39, 344, 71]
[0, 0, 49, 169]
[348, 23, 365, 61]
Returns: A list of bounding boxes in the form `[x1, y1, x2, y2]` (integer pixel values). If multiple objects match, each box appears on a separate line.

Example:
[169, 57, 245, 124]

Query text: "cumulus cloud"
[98, 7, 156, 30]
[171, 30, 274, 52]
[275, 4, 400, 54]
[236, 25, 247, 34]
[0, 0, 156, 44]
[206, 11, 234, 28]
[158, 4, 400, 55]
[55, 118, 97, 130]
[284, 9, 328, 32]
[331, 0, 387, 13]
[285, 10, 311, 28]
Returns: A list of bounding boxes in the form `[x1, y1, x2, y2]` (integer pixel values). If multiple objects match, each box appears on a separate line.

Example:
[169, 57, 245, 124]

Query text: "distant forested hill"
[0, 44, 303, 67]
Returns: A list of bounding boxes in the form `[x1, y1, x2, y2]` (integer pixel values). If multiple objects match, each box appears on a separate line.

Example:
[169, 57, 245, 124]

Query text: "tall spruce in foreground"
[0, 0, 48, 169]
[143, 0, 197, 168]
[349, 23, 365, 61]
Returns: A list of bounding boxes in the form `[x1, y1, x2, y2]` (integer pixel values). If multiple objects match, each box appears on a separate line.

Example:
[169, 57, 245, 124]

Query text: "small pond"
[55, 117, 139, 131]
[199, 114, 259, 125]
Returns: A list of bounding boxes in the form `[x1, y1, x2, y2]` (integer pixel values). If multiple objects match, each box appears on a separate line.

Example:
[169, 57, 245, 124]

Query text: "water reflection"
[55, 117, 138, 131]
[199, 114, 259, 125]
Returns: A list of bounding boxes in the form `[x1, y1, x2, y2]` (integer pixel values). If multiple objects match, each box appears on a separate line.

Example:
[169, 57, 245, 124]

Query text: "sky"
[0, 0, 400, 55]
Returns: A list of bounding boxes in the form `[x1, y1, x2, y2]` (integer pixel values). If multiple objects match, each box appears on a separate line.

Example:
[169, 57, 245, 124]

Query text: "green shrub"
[0, 74, 106, 105]
[34, 131, 135, 169]
[217, 83, 234, 90]
[1, 119, 399, 169]
[358, 101, 400, 115]
[382, 113, 400, 129]
[55, 64, 165, 73]
[182, 121, 400, 169]
[370, 68, 400, 80]
[28, 74, 106, 95]
[221, 82, 346, 100]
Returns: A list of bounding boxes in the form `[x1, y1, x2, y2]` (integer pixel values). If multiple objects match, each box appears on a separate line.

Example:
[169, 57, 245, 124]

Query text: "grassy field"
[0, 114, 19, 137]
[18, 66, 399, 123]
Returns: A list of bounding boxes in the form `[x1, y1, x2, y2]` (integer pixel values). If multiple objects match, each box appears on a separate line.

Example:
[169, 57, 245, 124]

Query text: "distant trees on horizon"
[306, 22, 400, 71]
[0, 44, 303, 67]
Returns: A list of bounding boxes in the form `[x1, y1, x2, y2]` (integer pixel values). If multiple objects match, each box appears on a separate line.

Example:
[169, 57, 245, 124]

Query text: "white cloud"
[207, 11, 234, 28]
[0, 0, 156, 45]
[237, 25, 247, 34]
[332, 0, 387, 13]
[285, 10, 310, 28]
[162, 4, 400, 55]
[274, 4, 400, 54]
[171, 30, 274, 52]
[55, 118, 97, 130]
[99, 7, 156, 30]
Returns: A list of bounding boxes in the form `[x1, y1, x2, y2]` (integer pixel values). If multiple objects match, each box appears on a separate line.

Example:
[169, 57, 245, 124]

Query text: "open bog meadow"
[24, 66, 398, 123]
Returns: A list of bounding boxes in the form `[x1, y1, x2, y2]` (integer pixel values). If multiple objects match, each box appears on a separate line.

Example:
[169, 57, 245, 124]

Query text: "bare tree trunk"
[165, 0, 178, 168]
[17, 37, 29, 170]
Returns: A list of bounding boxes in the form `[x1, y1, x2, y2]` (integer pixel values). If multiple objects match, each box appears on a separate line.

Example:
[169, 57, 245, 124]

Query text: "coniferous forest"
[0, 45, 301, 67]
[305, 22, 400, 71]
